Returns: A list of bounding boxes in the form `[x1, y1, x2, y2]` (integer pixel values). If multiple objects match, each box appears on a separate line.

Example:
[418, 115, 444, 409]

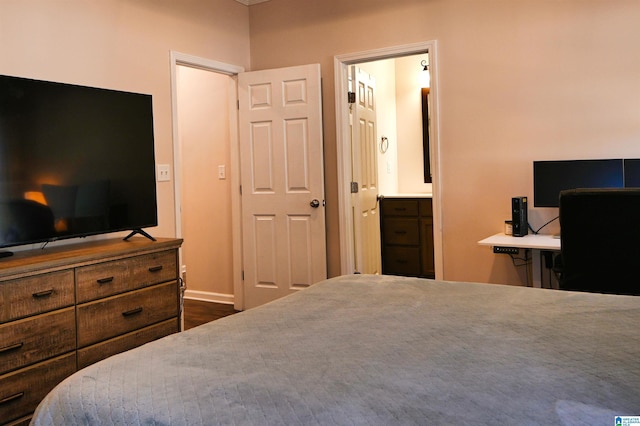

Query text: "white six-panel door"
[238, 64, 327, 309]
[351, 66, 381, 275]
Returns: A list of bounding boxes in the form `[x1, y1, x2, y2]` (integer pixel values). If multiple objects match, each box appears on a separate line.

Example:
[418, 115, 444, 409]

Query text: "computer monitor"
[624, 159, 640, 188]
[533, 159, 624, 207]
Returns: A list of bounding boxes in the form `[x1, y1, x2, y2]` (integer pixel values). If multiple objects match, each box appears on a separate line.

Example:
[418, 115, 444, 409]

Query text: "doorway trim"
[169, 51, 246, 308]
[333, 41, 443, 279]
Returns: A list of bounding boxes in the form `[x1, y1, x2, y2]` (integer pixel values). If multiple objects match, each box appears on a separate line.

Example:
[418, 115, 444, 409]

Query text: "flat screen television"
[0, 74, 157, 251]
[533, 159, 624, 207]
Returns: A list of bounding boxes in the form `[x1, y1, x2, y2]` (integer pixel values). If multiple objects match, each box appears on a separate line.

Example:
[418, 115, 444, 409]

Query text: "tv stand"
[124, 228, 156, 242]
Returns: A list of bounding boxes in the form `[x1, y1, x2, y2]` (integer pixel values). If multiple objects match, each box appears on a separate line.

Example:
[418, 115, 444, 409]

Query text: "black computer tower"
[512, 196, 528, 237]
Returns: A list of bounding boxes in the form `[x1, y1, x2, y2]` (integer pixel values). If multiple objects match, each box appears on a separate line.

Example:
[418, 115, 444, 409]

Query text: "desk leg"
[532, 249, 542, 288]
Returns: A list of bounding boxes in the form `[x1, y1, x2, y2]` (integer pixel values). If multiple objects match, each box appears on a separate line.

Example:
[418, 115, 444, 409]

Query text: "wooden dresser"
[0, 237, 182, 425]
[380, 197, 435, 279]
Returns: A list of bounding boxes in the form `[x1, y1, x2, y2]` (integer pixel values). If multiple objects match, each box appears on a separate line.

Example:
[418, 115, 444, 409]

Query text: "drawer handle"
[0, 392, 24, 405]
[97, 276, 115, 284]
[0, 342, 24, 354]
[394, 207, 407, 212]
[32, 289, 54, 298]
[122, 307, 143, 317]
[394, 230, 407, 235]
[396, 260, 408, 264]
[148, 265, 163, 273]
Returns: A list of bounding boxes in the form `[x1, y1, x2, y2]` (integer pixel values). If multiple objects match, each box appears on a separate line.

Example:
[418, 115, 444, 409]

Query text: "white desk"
[478, 233, 560, 288]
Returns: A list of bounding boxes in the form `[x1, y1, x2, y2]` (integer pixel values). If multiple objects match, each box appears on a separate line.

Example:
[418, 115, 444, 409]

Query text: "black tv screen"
[533, 159, 624, 207]
[0, 74, 157, 249]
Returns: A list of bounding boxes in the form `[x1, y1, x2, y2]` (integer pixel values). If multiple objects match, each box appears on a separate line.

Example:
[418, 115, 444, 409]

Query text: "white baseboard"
[184, 289, 234, 305]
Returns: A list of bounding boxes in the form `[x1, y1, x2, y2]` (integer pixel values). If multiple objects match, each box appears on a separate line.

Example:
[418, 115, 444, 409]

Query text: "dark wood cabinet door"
[380, 198, 434, 278]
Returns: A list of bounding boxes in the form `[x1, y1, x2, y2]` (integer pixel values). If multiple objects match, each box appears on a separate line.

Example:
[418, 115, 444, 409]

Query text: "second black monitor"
[533, 159, 625, 207]
[624, 159, 640, 188]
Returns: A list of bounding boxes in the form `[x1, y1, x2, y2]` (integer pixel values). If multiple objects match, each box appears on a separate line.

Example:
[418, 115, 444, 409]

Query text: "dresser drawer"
[383, 246, 421, 276]
[77, 281, 178, 347]
[78, 319, 178, 369]
[382, 218, 420, 246]
[4, 415, 31, 426]
[381, 199, 419, 217]
[0, 353, 76, 424]
[0, 308, 75, 375]
[76, 250, 178, 303]
[0, 271, 75, 323]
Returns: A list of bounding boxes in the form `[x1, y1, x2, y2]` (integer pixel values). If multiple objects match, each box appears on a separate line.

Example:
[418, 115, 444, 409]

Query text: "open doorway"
[357, 54, 433, 197]
[334, 41, 442, 279]
[170, 52, 245, 310]
[176, 65, 234, 303]
[170, 54, 325, 311]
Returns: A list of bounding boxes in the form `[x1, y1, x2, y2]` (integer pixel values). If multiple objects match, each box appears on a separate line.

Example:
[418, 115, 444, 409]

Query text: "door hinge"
[239, 185, 242, 195]
[347, 91, 356, 104]
[350, 182, 359, 193]
[241, 270, 244, 280]
[237, 100, 240, 110]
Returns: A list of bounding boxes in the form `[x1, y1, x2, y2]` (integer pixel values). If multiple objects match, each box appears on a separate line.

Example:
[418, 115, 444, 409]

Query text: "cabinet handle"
[0, 392, 24, 405]
[32, 289, 54, 298]
[0, 342, 24, 354]
[396, 259, 408, 264]
[394, 207, 407, 212]
[394, 230, 407, 235]
[148, 265, 163, 273]
[122, 307, 143, 317]
[97, 277, 114, 284]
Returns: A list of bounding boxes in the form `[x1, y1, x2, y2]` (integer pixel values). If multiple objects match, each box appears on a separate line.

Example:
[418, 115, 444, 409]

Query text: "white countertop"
[478, 233, 560, 250]
[380, 193, 433, 199]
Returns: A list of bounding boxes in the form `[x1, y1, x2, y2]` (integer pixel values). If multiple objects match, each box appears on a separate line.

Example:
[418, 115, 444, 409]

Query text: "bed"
[32, 274, 640, 425]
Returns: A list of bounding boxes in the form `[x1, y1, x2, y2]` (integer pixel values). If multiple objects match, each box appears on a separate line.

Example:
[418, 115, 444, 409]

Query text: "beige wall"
[394, 55, 433, 195]
[4, 0, 640, 288]
[0, 0, 250, 244]
[249, 0, 640, 284]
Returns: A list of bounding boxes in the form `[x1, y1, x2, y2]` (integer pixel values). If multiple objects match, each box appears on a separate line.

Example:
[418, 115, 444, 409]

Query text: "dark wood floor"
[183, 299, 240, 330]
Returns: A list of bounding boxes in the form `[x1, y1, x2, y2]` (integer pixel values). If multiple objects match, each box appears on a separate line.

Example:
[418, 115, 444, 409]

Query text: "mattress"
[32, 274, 640, 425]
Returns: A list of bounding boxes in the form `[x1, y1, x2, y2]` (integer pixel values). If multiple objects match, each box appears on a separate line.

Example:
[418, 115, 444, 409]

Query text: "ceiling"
[234, 0, 270, 5]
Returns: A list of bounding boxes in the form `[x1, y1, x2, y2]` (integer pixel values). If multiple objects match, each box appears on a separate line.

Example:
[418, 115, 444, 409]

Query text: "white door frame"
[334, 41, 444, 279]
[169, 51, 246, 309]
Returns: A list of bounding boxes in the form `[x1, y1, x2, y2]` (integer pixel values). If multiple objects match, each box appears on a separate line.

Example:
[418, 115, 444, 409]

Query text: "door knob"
[310, 199, 320, 208]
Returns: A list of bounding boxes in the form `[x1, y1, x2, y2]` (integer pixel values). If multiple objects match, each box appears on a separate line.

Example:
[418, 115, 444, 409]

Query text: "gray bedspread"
[32, 274, 640, 425]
